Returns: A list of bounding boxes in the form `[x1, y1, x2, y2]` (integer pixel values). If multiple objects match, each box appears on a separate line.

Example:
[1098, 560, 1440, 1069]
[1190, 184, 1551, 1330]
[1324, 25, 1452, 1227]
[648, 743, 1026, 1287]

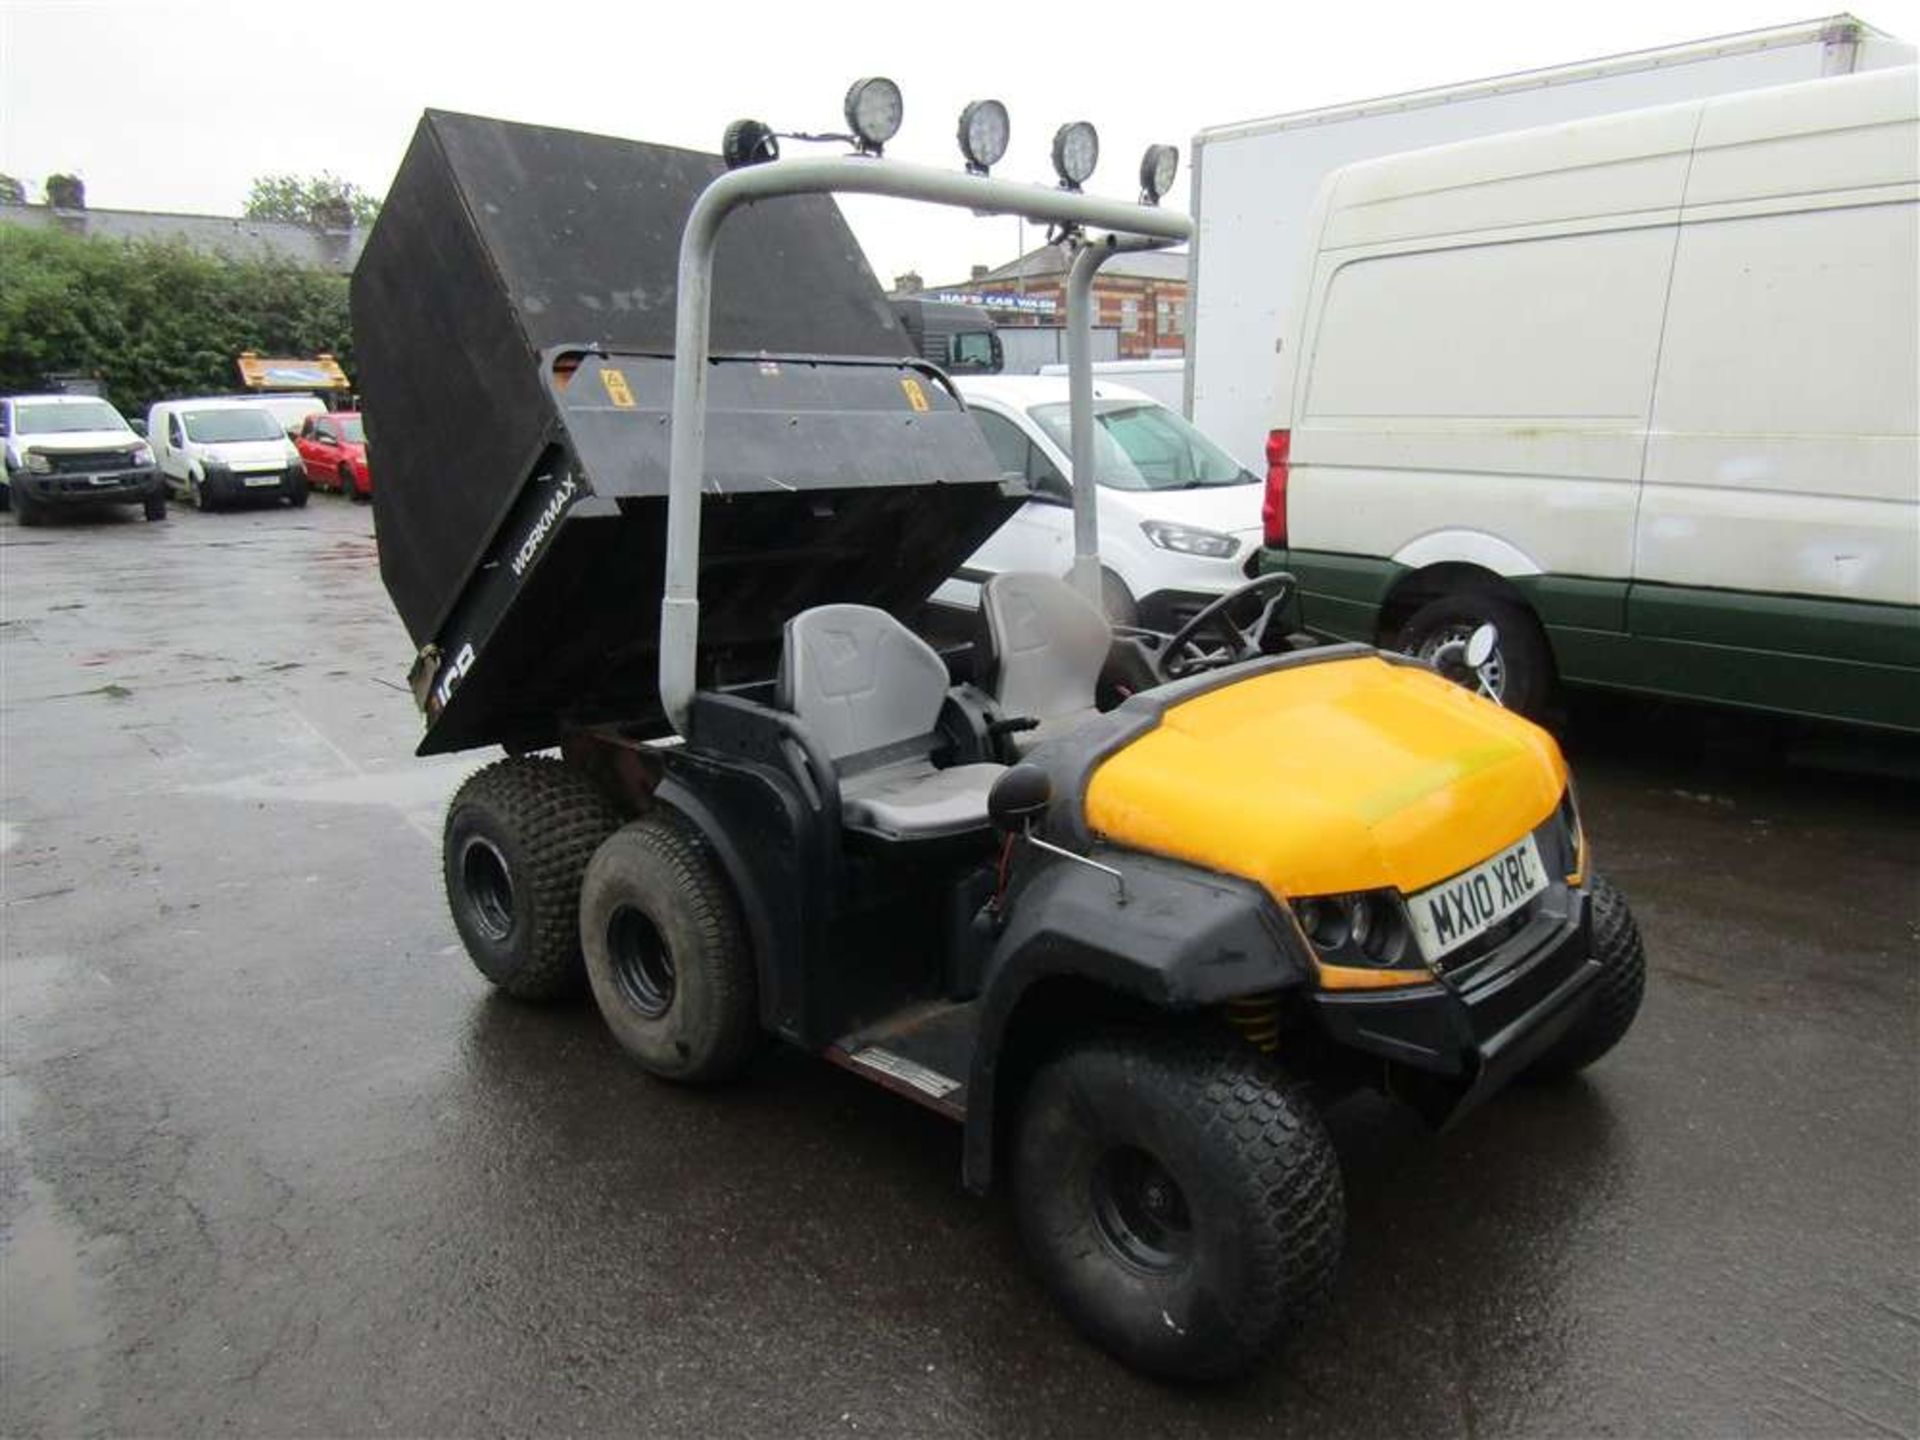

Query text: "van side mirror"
[988, 764, 1052, 833]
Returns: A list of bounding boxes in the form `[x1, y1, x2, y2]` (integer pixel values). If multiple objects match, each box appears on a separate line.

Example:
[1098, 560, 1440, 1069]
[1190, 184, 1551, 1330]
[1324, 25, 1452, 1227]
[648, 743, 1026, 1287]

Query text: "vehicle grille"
[42, 449, 138, 475]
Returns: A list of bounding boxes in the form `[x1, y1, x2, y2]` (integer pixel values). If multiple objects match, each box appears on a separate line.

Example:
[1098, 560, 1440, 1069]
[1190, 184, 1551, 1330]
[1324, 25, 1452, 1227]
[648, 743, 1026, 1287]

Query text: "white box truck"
[1185, 14, 1916, 466]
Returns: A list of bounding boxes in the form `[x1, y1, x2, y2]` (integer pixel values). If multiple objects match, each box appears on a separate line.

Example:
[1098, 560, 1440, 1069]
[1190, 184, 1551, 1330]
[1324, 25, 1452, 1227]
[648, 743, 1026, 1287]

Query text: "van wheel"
[1522, 874, 1646, 1082]
[287, 476, 309, 508]
[580, 810, 759, 1085]
[190, 474, 218, 513]
[143, 492, 167, 521]
[1013, 1036, 1344, 1381]
[14, 487, 44, 527]
[1395, 591, 1554, 719]
[443, 757, 622, 1001]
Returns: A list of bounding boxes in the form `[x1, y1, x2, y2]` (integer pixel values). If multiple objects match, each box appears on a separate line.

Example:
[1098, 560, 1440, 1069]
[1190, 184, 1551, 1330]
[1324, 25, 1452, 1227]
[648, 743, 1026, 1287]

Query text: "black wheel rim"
[606, 904, 675, 1019]
[459, 835, 515, 941]
[1090, 1145, 1192, 1273]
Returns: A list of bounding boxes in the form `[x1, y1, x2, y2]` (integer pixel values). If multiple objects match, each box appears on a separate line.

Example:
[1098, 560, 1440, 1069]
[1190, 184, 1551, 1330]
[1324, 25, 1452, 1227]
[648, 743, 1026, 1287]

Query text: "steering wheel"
[1153, 572, 1297, 681]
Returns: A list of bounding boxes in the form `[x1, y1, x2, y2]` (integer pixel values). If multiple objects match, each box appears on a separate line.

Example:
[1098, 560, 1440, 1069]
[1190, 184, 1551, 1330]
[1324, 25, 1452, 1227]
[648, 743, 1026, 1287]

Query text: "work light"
[1051, 122, 1099, 190]
[957, 99, 1010, 174]
[721, 119, 779, 170]
[1139, 144, 1179, 205]
[844, 77, 904, 154]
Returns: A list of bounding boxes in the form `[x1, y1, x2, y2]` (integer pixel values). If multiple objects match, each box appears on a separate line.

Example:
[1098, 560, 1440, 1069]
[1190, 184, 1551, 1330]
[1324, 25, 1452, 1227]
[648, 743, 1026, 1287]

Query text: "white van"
[148, 398, 309, 512]
[1263, 67, 1918, 731]
[931, 375, 1262, 629]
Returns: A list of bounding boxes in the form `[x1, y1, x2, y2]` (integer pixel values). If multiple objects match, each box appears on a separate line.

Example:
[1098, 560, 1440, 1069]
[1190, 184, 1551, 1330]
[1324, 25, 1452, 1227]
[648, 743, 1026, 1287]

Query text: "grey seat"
[977, 573, 1113, 755]
[778, 604, 1004, 840]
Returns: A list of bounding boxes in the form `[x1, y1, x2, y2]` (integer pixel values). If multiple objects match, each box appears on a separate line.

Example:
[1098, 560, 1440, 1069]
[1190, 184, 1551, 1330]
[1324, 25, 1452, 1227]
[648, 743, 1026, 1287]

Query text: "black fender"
[959, 847, 1314, 1192]
[652, 750, 822, 1046]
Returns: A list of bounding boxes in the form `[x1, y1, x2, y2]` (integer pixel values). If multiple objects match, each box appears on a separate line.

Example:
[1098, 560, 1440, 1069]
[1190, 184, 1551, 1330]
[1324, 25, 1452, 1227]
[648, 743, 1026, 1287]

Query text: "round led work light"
[1139, 144, 1179, 204]
[956, 99, 1010, 175]
[721, 119, 780, 170]
[844, 77, 904, 153]
[1051, 121, 1099, 190]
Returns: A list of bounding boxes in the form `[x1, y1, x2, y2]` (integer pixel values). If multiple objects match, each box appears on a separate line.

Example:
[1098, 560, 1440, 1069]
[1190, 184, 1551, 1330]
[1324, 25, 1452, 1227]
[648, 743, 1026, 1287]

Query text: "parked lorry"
[355, 94, 1646, 1380]
[1186, 15, 1917, 466]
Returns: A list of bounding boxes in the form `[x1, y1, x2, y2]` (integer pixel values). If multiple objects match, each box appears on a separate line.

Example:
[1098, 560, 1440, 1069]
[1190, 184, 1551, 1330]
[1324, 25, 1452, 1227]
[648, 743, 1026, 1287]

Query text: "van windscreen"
[184, 409, 284, 443]
[1031, 400, 1253, 491]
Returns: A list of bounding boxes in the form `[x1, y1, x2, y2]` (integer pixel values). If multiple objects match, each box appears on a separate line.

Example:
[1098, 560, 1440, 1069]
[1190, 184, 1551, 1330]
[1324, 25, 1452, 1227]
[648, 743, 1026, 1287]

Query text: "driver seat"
[976, 572, 1113, 755]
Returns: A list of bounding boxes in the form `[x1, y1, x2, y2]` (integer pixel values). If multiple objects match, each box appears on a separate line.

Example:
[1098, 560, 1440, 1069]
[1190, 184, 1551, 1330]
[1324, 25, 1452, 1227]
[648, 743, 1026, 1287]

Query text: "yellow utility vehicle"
[355, 82, 1646, 1381]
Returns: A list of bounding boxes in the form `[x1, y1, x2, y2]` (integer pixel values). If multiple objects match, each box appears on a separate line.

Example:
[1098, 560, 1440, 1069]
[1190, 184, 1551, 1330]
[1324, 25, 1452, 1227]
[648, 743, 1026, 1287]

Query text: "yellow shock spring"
[1225, 992, 1283, 1053]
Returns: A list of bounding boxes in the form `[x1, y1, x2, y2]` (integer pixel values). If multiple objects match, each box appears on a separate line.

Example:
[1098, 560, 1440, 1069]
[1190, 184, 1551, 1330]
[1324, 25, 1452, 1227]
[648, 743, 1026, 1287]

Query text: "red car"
[295, 411, 371, 499]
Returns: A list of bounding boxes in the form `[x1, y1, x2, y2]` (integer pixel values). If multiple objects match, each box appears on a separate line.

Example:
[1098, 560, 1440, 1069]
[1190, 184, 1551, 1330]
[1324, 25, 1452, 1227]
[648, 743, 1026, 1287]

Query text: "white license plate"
[1408, 833, 1547, 963]
[243, 474, 284, 488]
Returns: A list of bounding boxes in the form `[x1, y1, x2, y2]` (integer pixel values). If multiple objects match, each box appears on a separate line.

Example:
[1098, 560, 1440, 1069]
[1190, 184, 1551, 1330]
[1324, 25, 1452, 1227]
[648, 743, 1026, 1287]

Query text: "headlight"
[1139, 144, 1179, 204]
[1141, 520, 1238, 558]
[1294, 889, 1422, 974]
[1051, 121, 1099, 190]
[844, 77, 903, 153]
[128, 443, 153, 466]
[956, 99, 1010, 174]
[25, 451, 52, 474]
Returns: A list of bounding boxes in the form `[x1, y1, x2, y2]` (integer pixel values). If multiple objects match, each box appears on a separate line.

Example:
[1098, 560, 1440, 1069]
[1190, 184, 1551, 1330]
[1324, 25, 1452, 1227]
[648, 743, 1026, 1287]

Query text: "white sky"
[3, 0, 1915, 286]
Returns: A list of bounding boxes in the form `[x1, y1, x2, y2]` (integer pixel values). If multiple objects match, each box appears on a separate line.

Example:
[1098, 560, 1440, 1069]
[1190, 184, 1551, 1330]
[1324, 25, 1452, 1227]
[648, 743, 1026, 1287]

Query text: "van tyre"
[1522, 873, 1646, 1082]
[580, 810, 759, 1085]
[1013, 1036, 1344, 1381]
[443, 757, 622, 1001]
[14, 487, 43, 527]
[144, 492, 167, 521]
[1396, 591, 1554, 719]
[287, 476, 309, 508]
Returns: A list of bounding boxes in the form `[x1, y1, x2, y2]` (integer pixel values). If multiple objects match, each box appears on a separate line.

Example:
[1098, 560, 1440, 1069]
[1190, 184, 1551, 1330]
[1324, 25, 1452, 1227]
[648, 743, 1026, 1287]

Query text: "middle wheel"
[580, 810, 759, 1084]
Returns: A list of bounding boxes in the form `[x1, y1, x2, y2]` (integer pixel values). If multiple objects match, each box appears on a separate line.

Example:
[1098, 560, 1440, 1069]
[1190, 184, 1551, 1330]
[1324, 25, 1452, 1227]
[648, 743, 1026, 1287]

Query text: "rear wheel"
[443, 757, 623, 1001]
[1013, 1036, 1344, 1381]
[580, 810, 759, 1084]
[1522, 873, 1646, 1081]
[1395, 590, 1554, 720]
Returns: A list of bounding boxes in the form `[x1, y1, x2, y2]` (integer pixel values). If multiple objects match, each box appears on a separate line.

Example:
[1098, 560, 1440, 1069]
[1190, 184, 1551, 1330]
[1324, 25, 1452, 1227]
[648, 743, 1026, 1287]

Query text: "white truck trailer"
[1184, 14, 1916, 466]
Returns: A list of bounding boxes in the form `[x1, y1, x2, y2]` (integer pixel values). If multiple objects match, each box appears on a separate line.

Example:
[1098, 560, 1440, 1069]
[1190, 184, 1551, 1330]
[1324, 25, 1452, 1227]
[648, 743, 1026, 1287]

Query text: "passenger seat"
[778, 604, 1005, 841]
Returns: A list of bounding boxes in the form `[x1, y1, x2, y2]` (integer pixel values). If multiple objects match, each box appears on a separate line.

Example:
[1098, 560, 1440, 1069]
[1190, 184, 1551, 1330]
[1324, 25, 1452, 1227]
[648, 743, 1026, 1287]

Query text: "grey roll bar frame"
[660, 153, 1192, 735]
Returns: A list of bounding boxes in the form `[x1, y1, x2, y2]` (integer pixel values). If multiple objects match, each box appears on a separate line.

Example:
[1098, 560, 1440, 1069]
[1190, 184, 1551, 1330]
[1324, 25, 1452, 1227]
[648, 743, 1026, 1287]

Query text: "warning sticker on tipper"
[599, 367, 636, 408]
[899, 377, 930, 413]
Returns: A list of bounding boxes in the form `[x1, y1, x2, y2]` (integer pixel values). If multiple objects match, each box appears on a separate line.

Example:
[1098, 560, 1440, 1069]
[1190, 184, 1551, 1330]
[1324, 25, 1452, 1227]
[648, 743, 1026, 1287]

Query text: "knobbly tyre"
[352, 82, 1648, 1382]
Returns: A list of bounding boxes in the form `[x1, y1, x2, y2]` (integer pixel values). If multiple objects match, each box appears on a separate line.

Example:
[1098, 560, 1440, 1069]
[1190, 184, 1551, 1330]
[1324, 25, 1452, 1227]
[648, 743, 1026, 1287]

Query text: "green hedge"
[0, 225, 353, 419]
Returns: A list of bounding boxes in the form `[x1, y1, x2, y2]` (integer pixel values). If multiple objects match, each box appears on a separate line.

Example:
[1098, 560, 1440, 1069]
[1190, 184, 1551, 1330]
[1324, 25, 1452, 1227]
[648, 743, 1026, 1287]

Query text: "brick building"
[911, 245, 1189, 359]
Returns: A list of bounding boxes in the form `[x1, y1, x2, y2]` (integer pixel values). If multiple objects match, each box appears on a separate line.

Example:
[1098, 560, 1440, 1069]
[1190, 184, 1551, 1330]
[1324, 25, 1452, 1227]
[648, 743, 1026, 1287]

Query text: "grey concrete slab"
[3, 497, 1916, 1438]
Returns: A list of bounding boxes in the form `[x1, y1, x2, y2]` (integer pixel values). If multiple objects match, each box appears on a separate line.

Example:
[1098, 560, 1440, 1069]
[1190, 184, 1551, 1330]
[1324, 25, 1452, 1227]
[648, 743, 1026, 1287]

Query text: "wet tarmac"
[3, 498, 1916, 1437]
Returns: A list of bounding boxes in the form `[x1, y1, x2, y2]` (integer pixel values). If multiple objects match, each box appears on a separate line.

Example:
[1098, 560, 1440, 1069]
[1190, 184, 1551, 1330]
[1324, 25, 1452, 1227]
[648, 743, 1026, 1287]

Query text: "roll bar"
[661, 154, 1193, 735]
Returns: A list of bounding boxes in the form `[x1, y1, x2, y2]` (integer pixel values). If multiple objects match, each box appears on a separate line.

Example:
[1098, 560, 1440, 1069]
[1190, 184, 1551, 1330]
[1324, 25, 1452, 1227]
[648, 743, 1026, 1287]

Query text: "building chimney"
[893, 270, 922, 295]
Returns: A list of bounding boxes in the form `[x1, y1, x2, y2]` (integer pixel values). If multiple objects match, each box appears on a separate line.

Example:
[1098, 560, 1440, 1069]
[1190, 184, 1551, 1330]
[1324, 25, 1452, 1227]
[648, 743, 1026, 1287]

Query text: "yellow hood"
[1085, 656, 1567, 900]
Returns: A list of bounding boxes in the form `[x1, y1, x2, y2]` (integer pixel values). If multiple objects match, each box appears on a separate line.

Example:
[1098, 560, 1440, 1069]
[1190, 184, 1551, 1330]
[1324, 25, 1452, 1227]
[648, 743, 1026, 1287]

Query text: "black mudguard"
[960, 847, 1313, 1191]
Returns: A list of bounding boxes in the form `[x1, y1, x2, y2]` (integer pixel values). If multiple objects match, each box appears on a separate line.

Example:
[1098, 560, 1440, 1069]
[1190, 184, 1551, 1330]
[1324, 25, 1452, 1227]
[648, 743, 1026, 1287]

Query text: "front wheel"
[287, 475, 309, 508]
[580, 811, 759, 1085]
[1522, 873, 1646, 1081]
[1013, 1036, 1344, 1381]
[14, 486, 44, 527]
[1395, 591, 1554, 720]
[143, 491, 167, 521]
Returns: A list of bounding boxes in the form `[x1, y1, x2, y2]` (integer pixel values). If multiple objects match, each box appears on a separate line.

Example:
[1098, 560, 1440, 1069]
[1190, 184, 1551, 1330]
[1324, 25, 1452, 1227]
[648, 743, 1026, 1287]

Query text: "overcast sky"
[3, 0, 1915, 285]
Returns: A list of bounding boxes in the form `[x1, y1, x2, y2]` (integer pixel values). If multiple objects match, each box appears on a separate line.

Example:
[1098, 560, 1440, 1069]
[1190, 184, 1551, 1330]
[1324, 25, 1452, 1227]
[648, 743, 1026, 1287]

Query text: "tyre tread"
[444, 757, 622, 1000]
